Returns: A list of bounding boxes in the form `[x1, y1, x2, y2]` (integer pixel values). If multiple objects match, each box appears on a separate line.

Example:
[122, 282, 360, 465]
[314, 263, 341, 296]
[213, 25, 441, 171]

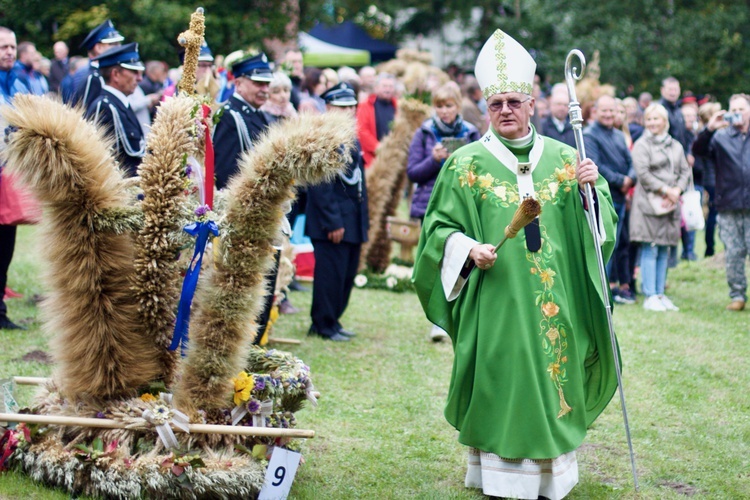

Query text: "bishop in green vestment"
[413, 28, 619, 500]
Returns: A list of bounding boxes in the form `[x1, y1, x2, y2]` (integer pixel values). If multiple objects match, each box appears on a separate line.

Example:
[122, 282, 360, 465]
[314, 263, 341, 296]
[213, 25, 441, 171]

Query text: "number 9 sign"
[258, 448, 301, 500]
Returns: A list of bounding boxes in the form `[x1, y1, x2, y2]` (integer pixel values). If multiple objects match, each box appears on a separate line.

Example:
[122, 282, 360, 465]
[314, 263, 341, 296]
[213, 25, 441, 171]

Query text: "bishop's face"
[487, 92, 535, 140]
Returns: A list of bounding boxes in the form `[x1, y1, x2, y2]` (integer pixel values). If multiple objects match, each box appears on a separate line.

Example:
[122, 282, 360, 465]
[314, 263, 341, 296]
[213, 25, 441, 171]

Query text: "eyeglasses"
[487, 97, 531, 112]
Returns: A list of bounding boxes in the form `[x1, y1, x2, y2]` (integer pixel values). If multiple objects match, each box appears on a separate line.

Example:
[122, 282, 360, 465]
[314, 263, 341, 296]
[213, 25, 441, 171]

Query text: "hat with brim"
[93, 42, 145, 71]
[80, 20, 125, 51]
[321, 82, 358, 107]
[232, 52, 273, 82]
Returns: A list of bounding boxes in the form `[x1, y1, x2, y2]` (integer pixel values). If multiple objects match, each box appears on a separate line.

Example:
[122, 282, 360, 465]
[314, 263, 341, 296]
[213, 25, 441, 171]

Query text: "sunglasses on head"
[487, 97, 531, 112]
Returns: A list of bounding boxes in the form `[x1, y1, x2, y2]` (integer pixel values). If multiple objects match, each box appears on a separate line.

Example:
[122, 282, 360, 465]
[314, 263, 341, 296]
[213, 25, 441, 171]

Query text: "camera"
[724, 112, 743, 125]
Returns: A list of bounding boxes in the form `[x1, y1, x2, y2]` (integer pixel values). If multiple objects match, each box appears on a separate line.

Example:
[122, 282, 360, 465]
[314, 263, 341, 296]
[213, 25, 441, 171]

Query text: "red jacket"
[356, 94, 398, 168]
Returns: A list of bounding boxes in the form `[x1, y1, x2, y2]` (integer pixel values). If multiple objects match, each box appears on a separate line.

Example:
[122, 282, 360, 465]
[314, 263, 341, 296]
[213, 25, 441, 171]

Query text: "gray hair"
[269, 71, 292, 91]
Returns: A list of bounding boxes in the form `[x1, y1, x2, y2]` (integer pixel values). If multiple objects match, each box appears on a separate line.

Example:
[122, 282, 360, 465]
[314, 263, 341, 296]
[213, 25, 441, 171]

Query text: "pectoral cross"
[518, 163, 531, 174]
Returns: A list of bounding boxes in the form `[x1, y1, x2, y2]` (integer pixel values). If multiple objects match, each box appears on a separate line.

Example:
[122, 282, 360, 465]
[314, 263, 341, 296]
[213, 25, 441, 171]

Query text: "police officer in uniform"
[84, 43, 146, 177]
[67, 19, 125, 108]
[306, 83, 369, 341]
[213, 52, 280, 344]
[213, 52, 274, 189]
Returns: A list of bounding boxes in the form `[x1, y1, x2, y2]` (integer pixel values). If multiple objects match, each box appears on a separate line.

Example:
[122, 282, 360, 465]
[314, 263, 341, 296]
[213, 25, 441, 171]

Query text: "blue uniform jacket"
[85, 88, 145, 177]
[305, 141, 369, 244]
[213, 94, 275, 189]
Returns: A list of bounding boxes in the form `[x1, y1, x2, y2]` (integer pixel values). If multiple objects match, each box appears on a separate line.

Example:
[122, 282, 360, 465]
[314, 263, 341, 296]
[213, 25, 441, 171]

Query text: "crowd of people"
[1, 18, 749, 499]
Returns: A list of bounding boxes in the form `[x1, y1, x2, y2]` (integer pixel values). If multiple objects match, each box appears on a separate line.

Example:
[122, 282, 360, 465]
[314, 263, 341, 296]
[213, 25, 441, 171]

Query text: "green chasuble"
[413, 128, 619, 460]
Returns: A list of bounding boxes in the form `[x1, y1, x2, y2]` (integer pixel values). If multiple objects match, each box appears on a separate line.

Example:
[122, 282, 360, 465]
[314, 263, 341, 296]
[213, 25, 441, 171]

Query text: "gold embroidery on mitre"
[482, 31, 534, 99]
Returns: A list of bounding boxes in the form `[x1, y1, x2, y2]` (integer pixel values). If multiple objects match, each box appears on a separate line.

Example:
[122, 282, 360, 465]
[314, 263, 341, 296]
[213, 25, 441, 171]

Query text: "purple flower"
[194, 205, 209, 217]
[185, 165, 193, 177]
[96, 412, 106, 419]
[254, 378, 266, 391]
[247, 400, 261, 414]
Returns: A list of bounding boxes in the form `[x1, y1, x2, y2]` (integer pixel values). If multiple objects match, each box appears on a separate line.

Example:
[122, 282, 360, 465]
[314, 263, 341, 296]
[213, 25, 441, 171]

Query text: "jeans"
[606, 201, 630, 285]
[640, 243, 669, 296]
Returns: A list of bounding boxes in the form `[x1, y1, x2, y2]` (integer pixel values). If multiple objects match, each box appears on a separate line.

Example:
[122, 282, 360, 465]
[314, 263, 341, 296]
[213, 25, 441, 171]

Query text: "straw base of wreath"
[13, 435, 265, 499]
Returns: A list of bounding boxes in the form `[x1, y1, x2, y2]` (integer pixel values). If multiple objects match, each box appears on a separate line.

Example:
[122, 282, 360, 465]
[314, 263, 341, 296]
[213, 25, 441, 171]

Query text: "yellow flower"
[546, 327, 560, 344]
[542, 301, 560, 318]
[493, 185, 507, 201]
[478, 173, 494, 189]
[539, 268, 556, 286]
[466, 170, 477, 187]
[547, 362, 561, 378]
[561, 356, 568, 363]
[140, 393, 157, 403]
[555, 167, 568, 183]
[549, 181, 559, 197]
[232, 371, 254, 406]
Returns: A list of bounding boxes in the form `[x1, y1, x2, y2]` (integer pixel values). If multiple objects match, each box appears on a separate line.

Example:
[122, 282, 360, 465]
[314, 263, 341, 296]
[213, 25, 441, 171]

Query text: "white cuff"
[442, 232, 479, 302]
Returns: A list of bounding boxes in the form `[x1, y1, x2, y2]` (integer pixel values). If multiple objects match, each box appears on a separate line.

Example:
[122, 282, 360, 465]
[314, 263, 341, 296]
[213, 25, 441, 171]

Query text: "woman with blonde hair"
[629, 103, 691, 311]
[407, 82, 480, 340]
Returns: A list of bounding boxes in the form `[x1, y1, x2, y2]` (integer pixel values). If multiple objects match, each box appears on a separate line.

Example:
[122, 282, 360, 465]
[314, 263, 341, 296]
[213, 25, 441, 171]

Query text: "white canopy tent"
[298, 31, 371, 67]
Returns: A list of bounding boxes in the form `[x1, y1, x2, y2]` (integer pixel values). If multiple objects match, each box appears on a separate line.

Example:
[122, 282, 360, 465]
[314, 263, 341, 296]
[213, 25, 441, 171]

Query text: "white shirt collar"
[552, 116, 566, 133]
[102, 84, 130, 108]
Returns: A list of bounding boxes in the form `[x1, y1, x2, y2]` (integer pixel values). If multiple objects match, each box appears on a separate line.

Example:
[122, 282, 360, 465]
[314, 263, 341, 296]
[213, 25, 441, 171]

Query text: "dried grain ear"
[173, 111, 356, 417]
[131, 94, 202, 386]
[2, 94, 161, 401]
[360, 98, 432, 273]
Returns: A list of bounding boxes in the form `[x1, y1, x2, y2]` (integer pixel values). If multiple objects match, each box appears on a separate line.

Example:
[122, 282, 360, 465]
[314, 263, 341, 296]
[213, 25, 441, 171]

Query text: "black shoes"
[0, 316, 26, 330]
[337, 328, 356, 338]
[308, 326, 350, 342]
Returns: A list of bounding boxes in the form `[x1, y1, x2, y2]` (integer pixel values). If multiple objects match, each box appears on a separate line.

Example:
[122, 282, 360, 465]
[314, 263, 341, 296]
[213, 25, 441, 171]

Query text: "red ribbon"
[201, 104, 214, 208]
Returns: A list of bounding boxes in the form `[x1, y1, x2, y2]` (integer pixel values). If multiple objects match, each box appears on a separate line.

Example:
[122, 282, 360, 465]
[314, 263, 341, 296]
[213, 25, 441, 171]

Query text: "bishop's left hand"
[576, 157, 598, 187]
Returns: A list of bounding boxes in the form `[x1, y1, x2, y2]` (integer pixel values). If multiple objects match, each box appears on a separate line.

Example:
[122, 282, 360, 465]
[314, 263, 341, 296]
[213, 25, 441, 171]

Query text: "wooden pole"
[0, 413, 315, 438]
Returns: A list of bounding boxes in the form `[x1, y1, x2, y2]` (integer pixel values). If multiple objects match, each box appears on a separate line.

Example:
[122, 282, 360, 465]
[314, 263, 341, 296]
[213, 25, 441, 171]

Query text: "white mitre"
[475, 29, 536, 99]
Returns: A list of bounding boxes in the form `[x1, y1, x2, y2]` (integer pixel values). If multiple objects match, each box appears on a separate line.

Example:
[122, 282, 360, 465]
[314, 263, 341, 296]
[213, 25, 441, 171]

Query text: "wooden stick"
[267, 337, 302, 345]
[0, 413, 315, 438]
[12, 376, 49, 385]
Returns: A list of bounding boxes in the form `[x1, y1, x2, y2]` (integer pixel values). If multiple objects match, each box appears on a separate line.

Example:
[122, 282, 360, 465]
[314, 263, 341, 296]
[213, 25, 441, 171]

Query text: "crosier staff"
[564, 49, 639, 491]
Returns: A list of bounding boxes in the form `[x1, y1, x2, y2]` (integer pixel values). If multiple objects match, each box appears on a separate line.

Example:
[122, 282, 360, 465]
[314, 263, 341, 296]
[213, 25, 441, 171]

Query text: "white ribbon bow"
[142, 393, 190, 450]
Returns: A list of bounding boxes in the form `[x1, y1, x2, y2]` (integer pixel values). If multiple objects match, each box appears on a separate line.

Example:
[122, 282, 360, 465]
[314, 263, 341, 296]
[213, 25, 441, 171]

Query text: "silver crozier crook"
[564, 49, 639, 491]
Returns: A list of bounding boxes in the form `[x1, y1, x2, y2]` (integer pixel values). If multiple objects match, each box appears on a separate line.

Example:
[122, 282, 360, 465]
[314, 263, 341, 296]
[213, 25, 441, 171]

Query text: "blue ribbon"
[169, 220, 219, 355]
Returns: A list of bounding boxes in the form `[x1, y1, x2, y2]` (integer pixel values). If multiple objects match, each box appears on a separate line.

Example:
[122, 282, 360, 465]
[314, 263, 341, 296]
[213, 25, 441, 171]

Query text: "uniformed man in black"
[66, 19, 124, 108]
[306, 83, 369, 342]
[84, 43, 146, 177]
[213, 52, 280, 344]
[213, 52, 274, 189]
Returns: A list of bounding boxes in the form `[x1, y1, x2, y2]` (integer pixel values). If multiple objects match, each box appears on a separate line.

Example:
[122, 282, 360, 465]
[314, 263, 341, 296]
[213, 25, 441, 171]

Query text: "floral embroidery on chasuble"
[422, 134, 618, 460]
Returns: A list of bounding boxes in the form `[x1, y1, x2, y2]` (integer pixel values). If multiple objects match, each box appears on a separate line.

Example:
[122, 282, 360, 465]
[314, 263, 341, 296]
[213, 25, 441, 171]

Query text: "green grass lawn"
[1, 225, 748, 499]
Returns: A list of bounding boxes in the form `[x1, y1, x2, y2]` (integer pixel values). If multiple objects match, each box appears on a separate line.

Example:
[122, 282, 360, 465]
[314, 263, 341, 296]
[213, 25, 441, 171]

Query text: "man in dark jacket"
[659, 77, 691, 156]
[306, 83, 369, 341]
[692, 94, 750, 311]
[584, 94, 636, 303]
[212, 52, 274, 189]
[84, 43, 146, 177]
[48, 41, 69, 93]
[541, 83, 576, 147]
